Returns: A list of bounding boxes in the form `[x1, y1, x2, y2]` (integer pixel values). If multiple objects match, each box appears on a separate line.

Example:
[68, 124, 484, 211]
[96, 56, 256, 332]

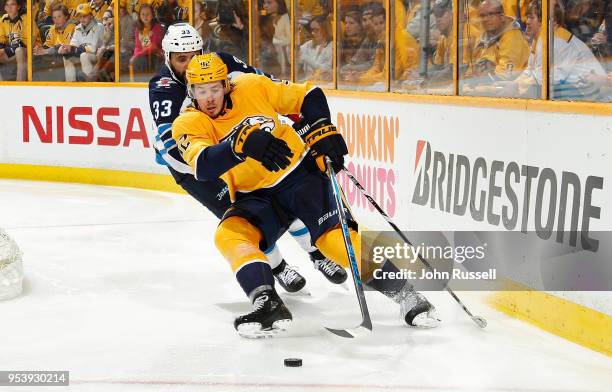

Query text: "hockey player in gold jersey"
[173, 53, 439, 338]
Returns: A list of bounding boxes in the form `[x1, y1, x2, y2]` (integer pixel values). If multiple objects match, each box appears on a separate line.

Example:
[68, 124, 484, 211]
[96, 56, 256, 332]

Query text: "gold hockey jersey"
[172, 74, 312, 201]
[44, 23, 76, 47]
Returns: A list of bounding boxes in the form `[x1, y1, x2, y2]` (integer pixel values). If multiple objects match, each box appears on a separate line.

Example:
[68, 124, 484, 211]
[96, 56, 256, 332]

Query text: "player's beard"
[178, 70, 187, 83]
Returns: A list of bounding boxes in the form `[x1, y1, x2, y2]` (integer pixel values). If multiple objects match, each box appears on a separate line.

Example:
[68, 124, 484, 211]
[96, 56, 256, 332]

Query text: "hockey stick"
[342, 167, 487, 329]
[324, 158, 373, 338]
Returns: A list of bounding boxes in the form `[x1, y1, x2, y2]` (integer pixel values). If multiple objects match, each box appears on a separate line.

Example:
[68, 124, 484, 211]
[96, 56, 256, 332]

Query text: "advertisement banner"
[1, 87, 611, 312]
[1, 86, 163, 174]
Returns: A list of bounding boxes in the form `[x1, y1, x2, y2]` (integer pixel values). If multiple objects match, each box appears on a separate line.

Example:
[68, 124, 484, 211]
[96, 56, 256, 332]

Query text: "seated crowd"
[0, 0, 189, 81]
[332, 0, 610, 99]
[0, 0, 609, 100]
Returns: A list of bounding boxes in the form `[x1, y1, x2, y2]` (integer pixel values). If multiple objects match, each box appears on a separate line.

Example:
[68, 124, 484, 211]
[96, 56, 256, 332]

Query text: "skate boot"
[310, 250, 347, 284]
[234, 289, 293, 338]
[392, 283, 440, 328]
[273, 260, 306, 293]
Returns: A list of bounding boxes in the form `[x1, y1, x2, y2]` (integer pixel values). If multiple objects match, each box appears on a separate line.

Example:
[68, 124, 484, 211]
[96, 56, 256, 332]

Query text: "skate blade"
[237, 319, 292, 339]
[408, 312, 441, 329]
[284, 287, 312, 296]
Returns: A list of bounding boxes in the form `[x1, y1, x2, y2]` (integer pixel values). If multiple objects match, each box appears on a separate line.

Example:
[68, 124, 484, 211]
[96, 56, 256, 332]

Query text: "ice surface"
[1, 179, 611, 392]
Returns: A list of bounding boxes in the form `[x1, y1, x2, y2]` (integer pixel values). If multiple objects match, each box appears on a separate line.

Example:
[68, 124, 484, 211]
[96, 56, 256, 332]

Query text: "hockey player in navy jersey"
[148, 23, 346, 292]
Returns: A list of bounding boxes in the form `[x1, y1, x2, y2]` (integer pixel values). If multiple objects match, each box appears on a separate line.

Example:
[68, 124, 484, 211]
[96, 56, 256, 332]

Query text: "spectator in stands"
[258, 14, 280, 74]
[352, 6, 385, 83]
[564, 0, 605, 49]
[130, 3, 163, 74]
[392, 0, 419, 85]
[43, 0, 86, 22]
[128, 0, 161, 21]
[358, 5, 418, 85]
[193, 0, 206, 35]
[405, 0, 440, 48]
[91, 0, 109, 22]
[33, 0, 50, 25]
[424, 0, 480, 87]
[119, 0, 135, 73]
[504, 0, 609, 100]
[339, 11, 364, 65]
[214, 0, 249, 59]
[193, 0, 220, 53]
[469, 0, 529, 84]
[0, 0, 28, 81]
[263, 0, 290, 78]
[88, 7, 114, 81]
[501, 0, 529, 24]
[339, 3, 381, 82]
[30, 0, 45, 49]
[428, 0, 454, 84]
[33, 4, 75, 80]
[298, 0, 329, 17]
[156, 0, 189, 25]
[297, 15, 332, 82]
[59, 2, 103, 81]
[297, 12, 312, 48]
[524, 0, 541, 44]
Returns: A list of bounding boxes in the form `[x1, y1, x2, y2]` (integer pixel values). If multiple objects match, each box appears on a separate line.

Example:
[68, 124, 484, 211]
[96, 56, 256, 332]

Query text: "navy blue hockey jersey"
[148, 52, 270, 174]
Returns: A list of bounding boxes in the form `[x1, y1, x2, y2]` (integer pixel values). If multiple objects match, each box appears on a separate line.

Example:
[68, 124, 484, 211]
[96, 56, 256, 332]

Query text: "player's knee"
[215, 217, 266, 271]
[215, 216, 255, 250]
[314, 226, 361, 269]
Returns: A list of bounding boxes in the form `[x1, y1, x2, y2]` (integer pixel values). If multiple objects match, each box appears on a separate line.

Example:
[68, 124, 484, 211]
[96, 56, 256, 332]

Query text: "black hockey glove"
[293, 119, 348, 172]
[231, 123, 294, 172]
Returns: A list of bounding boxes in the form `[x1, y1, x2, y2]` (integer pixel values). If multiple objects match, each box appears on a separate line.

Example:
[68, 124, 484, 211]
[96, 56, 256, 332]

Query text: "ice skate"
[273, 260, 306, 293]
[310, 250, 347, 284]
[234, 290, 293, 338]
[393, 283, 440, 328]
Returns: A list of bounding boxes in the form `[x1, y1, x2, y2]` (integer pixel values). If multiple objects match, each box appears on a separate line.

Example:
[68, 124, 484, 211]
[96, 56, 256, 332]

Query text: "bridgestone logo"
[411, 141, 604, 252]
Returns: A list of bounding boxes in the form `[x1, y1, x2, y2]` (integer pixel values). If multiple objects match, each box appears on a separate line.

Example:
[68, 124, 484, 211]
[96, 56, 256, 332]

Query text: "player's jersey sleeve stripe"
[193, 147, 206, 181]
[153, 123, 193, 174]
[160, 149, 194, 174]
[289, 227, 309, 237]
[157, 123, 172, 137]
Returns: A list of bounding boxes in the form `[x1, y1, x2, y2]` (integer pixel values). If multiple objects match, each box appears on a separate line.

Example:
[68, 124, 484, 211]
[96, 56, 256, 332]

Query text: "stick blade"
[324, 320, 373, 338]
[472, 315, 487, 328]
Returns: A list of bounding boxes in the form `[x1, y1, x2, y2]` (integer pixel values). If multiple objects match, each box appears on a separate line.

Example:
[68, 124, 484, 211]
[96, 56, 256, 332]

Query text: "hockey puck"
[284, 358, 302, 367]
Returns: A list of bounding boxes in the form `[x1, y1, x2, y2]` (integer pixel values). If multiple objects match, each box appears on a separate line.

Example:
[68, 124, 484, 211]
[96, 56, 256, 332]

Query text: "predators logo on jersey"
[224, 115, 276, 141]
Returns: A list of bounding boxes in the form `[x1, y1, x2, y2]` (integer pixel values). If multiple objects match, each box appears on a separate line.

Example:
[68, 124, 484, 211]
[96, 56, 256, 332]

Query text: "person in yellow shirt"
[356, 6, 385, 84]
[33, 4, 77, 80]
[429, 0, 480, 85]
[468, 0, 529, 87]
[172, 53, 439, 338]
[0, 0, 28, 81]
[34, 4, 76, 55]
[359, 5, 419, 86]
[90, 0, 110, 22]
[502, 0, 530, 24]
[43, 0, 87, 21]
